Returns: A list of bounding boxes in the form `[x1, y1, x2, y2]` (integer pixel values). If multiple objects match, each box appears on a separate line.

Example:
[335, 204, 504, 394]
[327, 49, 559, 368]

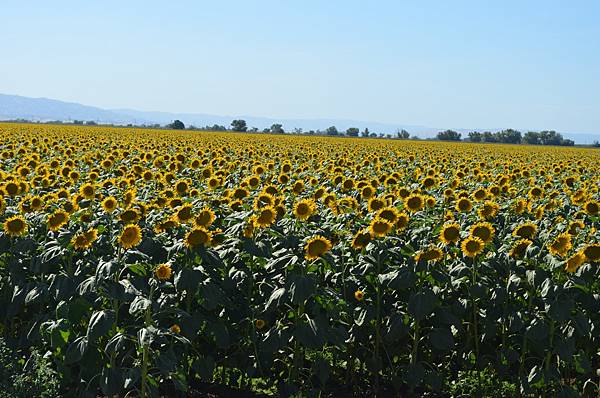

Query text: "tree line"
[436, 129, 577, 146]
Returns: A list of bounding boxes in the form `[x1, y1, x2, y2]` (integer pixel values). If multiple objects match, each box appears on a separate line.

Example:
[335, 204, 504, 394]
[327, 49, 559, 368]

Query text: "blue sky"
[1, 1, 599, 133]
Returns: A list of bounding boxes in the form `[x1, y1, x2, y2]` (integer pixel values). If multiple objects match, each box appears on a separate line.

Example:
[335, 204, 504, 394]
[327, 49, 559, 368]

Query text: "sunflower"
[368, 197, 386, 212]
[512, 223, 537, 239]
[71, 228, 97, 251]
[509, 239, 532, 259]
[3, 215, 27, 237]
[186, 227, 212, 248]
[377, 207, 399, 224]
[293, 199, 316, 221]
[118, 224, 142, 249]
[461, 236, 484, 257]
[119, 208, 141, 224]
[79, 183, 96, 200]
[175, 204, 194, 224]
[254, 192, 275, 209]
[351, 229, 371, 250]
[4, 182, 20, 197]
[170, 324, 181, 334]
[548, 233, 572, 257]
[254, 206, 277, 228]
[305, 235, 332, 260]
[369, 217, 393, 238]
[564, 251, 585, 273]
[583, 200, 599, 216]
[455, 197, 473, 213]
[354, 290, 364, 301]
[415, 246, 443, 263]
[102, 197, 118, 213]
[194, 207, 216, 227]
[469, 222, 495, 244]
[154, 263, 173, 280]
[478, 201, 499, 219]
[255, 319, 266, 330]
[404, 194, 424, 212]
[47, 210, 69, 231]
[439, 223, 461, 245]
[582, 244, 600, 263]
[395, 212, 410, 231]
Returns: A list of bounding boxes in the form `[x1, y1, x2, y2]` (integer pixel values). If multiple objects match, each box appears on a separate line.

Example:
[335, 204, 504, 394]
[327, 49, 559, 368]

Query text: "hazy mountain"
[1, 93, 598, 144]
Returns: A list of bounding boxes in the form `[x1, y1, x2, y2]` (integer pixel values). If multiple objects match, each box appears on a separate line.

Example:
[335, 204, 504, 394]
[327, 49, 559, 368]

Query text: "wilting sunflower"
[548, 233, 572, 257]
[47, 210, 69, 231]
[369, 217, 393, 238]
[3, 215, 27, 237]
[469, 222, 495, 244]
[509, 239, 532, 259]
[455, 197, 473, 213]
[254, 206, 277, 228]
[582, 244, 600, 263]
[564, 251, 585, 273]
[194, 207, 216, 227]
[294, 199, 316, 221]
[351, 229, 371, 250]
[461, 236, 485, 257]
[118, 224, 142, 249]
[154, 263, 173, 280]
[512, 222, 538, 239]
[255, 319, 266, 330]
[583, 200, 599, 216]
[305, 235, 332, 260]
[102, 197, 118, 213]
[185, 226, 212, 248]
[415, 246, 443, 263]
[439, 223, 461, 245]
[404, 194, 425, 212]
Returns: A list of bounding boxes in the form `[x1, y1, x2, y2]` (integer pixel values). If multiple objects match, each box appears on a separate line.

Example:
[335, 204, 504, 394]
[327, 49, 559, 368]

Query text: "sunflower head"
[509, 239, 532, 259]
[583, 200, 599, 216]
[461, 236, 484, 257]
[548, 233, 572, 257]
[254, 206, 277, 228]
[305, 235, 332, 260]
[102, 197, 118, 213]
[170, 324, 181, 334]
[565, 251, 585, 273]
[185, 227, 212, 248]
[154, 263, 173, 280]
[175, 204, 194, 223]
[415, 246, 444, 263]
[351, 229, 371, 250]
[118, 224, 142, 249]
[377, 207, 399, 224]
[47, 210, 69, 232]
[195, 207, 216, 227]
[583, 244, 600, 263]
[255, 319, 266, 330]
[354, 290, 364, 301]
[455, 197, 473, 213]
[369, 217, 393, 238]
[405, 194, 424, 213]
[3, 215, 27, 237]
[469, 222, 495, 244]
[513, 223, 538, 239]
[294, 199, 316, 221]
[440, 223, 461, 245]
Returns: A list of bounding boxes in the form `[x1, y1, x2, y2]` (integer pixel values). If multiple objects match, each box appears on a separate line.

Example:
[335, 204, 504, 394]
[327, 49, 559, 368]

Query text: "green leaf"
[65, 336, 88, 364]
[264, 287, 286, 311]
[429, 327, 454, 350]
[87, 310, 116, 341]
[129, 296, 152, 315]
[175, 267, 202, 292]
[289, 275, 315, 305]
[408, 288, 437, 321]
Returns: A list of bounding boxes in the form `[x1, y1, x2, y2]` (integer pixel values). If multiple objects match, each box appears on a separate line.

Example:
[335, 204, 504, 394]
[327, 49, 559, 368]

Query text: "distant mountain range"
[1, 93, 599, 144]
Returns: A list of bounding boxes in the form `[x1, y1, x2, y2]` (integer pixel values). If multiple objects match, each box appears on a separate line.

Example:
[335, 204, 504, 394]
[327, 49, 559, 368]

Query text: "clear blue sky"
[1, 1, 599, 133]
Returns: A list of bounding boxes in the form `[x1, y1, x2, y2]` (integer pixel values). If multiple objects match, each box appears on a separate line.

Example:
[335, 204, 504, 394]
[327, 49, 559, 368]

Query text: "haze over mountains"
[1, 93, 598, 144]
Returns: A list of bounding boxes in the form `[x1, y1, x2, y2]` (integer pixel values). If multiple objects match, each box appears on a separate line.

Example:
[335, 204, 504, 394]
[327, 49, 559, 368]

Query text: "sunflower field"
[0, 122, 599, 397]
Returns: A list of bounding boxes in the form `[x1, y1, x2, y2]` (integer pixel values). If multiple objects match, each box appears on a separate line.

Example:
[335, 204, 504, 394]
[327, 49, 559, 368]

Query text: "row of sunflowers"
[0, 123, 599, 396]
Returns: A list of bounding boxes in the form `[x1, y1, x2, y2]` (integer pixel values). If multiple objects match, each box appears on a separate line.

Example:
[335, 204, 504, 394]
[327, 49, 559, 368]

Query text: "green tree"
[326, 126, 339, 136]
[346, 127, 360, 137]
[436, 130, 462, 141]
[396, 129, 410, 139]
[270, 124, 284, 134]
[468, 131, 482, 142]
[230, 119, 247, 132]
[168, 120, 185, 130]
